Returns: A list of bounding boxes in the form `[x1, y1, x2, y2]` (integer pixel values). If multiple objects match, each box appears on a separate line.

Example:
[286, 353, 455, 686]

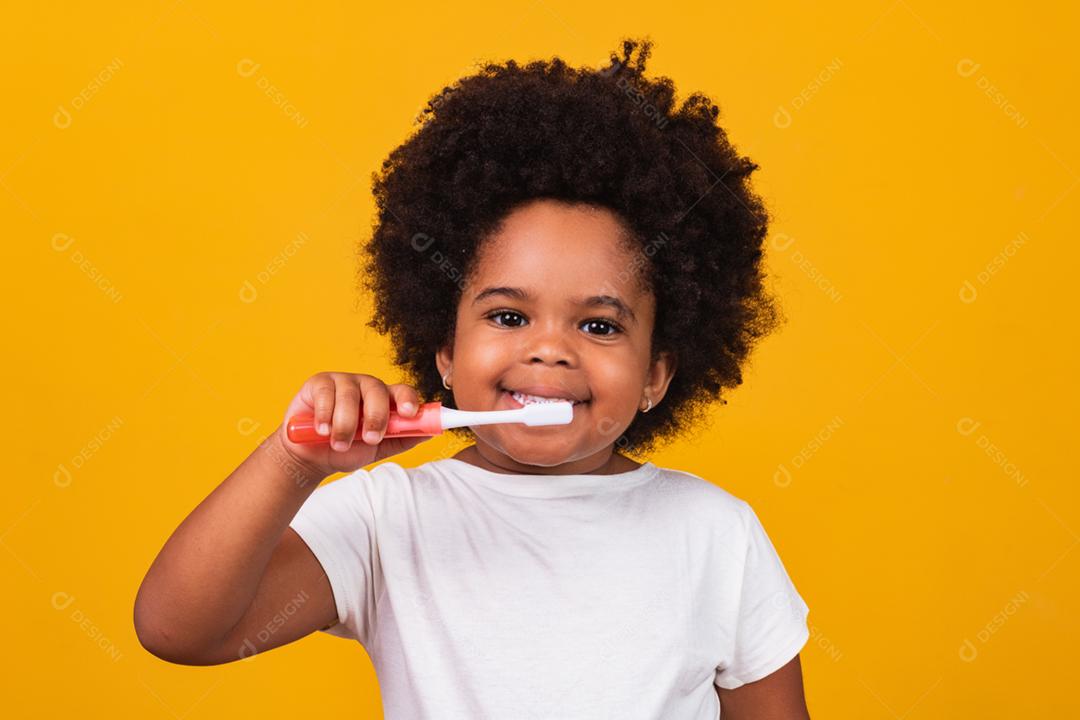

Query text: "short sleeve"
[714, 501, 810, 690]
[288, 469, 378, 646]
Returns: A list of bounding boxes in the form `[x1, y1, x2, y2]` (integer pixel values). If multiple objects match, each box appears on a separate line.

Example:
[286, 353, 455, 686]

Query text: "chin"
[495, 437, 579, 467]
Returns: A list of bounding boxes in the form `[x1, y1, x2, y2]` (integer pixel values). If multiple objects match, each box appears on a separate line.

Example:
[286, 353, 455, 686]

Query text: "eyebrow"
[472, 286, 638, 325]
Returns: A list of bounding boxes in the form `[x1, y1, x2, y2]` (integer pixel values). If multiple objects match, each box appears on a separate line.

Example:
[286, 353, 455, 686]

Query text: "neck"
[451, 445, 641, 475]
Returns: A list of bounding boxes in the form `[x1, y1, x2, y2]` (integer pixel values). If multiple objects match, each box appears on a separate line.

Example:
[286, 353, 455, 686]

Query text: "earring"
[442, 371, 452, 390]
[641, 397, 653, 413]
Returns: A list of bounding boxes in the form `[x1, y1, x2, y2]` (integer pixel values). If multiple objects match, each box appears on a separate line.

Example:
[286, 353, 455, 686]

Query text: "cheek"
[587, 357, 643, 397]
[465, 336, 519, 372]
[451, 346, 510, 391]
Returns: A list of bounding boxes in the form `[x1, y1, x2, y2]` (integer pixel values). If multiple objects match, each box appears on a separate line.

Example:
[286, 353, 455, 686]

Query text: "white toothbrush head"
[516, 400, 575, 426]
[438, 400, 575, 430]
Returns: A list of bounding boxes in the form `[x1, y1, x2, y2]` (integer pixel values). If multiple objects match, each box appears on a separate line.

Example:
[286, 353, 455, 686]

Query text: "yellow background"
[4, 1, 1077, 716]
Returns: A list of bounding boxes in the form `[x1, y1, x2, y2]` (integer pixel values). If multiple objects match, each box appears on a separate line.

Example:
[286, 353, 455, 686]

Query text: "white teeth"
[511, 390, 578, 405]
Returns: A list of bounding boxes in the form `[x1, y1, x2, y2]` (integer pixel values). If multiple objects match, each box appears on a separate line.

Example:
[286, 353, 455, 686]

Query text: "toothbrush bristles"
[520, 400, 575, 426]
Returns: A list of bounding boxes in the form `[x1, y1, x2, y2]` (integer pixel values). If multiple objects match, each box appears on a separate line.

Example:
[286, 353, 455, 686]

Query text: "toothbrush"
[286, 400, 575, 443]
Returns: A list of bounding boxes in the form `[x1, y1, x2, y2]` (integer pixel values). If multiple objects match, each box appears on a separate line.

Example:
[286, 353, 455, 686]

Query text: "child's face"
[436, 198, 676, 474]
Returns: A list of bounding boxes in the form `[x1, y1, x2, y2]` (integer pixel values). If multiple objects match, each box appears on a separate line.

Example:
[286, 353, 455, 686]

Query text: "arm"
[716, 654, 811, 720]
[133, 426, 338, 665]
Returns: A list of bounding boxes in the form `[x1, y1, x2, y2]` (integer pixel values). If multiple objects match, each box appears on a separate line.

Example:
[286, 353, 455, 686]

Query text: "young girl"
[134, 38, 812, 719]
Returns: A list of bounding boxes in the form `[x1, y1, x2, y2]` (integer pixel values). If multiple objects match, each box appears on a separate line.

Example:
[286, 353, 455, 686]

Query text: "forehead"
[468, 199, 648, 298]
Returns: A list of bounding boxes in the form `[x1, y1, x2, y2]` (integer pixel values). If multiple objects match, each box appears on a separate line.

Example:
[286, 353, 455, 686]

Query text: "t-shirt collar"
[435, 457, 659, 498]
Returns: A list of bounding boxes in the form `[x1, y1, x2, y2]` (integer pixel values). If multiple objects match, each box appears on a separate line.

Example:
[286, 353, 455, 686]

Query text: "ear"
[644, 351, 677, 406]
[435, 343, 453, 382]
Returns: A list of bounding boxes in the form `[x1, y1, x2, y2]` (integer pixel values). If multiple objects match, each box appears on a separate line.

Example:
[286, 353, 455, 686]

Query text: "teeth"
[511, 390, 579, 405]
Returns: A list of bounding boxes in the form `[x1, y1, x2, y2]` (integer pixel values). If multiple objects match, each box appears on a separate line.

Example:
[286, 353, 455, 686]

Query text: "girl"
[134, 38, 812, 719]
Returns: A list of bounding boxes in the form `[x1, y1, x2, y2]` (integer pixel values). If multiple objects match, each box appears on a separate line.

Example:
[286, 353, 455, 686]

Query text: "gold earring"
[442, 371, 452, 390]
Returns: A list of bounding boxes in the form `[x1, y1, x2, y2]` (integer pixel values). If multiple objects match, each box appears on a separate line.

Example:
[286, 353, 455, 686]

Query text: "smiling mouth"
[500, 388, 588, 407]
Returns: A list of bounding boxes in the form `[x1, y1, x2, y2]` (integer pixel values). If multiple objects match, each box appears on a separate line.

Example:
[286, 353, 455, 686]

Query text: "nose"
[519, 322, 578, 367]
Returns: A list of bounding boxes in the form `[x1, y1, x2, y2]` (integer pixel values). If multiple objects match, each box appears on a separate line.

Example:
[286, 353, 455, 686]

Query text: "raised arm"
[133, 427, 337, 665]
[133, 372, 428, 665]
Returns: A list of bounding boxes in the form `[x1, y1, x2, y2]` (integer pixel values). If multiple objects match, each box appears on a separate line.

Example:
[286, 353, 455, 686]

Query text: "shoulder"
[330, 459, 455, 504]
[650, 464, 748, 509]
[321, 460, 412, 489]
[302, 461, 410, 508]
[648, 464, 752, 533]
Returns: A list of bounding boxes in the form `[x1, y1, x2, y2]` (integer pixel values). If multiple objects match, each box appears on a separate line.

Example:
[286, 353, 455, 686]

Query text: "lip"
[500, 390, 585, 417]
[502, 385, 588, 404]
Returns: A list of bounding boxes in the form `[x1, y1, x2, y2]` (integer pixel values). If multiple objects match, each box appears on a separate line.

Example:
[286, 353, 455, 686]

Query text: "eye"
[485, 310, 526, 328]
[484, 310, 623, 336]
[581, 318, 623, 336]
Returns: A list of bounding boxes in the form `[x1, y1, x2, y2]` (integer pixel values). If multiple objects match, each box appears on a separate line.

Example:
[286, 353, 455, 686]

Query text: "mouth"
[500, 386, 589, 408]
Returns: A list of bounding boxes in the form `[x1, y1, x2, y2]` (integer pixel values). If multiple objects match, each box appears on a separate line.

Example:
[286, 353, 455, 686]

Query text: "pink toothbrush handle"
[286, 401, 444, 443]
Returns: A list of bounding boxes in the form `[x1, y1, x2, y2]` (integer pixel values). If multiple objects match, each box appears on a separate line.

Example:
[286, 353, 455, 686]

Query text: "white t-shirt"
[288, 457, 809, 719]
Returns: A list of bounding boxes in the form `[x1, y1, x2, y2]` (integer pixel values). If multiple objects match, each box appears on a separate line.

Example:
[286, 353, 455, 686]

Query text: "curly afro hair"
[358, 37, 784, 458]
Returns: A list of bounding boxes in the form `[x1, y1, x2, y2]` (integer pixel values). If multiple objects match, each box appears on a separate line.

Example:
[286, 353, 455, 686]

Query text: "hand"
[277, 372, 430, 477]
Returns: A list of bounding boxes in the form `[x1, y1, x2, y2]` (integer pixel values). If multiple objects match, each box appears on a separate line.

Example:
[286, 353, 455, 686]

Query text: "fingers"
[301, 373, 423, 454]
[309, 373, 337, 439]
[356, 375, 393, 447]
[330, 374, 363, 452]
[353, 381, 424, 449]
[386, 383, 421, 418]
